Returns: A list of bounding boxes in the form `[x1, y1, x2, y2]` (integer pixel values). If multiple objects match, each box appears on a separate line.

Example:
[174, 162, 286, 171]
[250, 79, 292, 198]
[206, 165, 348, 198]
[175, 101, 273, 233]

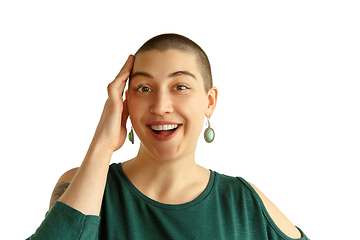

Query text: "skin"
[52, 55, 134, 216]
[49, 50, 301, 238]
[122, 49, 217, 204]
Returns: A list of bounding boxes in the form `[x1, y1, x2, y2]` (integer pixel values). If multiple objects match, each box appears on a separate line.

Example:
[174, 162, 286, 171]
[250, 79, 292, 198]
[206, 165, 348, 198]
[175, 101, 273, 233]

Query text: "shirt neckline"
[116, 162, 216, 210]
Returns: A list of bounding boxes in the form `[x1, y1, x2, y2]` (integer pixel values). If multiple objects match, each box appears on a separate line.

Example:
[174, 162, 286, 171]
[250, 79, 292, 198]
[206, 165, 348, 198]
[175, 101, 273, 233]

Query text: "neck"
[121, 145, 210, 204]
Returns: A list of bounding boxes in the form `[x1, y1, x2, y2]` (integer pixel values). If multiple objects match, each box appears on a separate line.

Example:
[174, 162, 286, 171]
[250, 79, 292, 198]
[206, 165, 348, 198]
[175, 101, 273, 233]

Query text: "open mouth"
[149, 124, 179, 136]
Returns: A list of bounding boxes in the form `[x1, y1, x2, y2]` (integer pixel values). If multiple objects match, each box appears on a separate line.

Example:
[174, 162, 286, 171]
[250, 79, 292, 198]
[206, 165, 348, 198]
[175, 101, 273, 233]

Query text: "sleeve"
[237, 177, 310, 240]
[27, 201, 100, 240]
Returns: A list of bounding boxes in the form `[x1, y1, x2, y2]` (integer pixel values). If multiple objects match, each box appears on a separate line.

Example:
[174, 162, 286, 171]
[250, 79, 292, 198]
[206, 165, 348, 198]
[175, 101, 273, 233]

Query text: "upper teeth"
[151, 124, 178, 131]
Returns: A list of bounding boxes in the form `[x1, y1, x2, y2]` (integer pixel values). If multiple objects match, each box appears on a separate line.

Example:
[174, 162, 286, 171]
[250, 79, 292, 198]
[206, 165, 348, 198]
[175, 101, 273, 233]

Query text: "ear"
[205, 87, 218, 118]
[125, 90, 129, 100]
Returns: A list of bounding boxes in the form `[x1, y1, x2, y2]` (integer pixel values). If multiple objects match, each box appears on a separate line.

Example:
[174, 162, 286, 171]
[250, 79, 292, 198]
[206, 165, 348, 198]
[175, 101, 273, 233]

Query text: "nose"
[149, 90, 173, 116]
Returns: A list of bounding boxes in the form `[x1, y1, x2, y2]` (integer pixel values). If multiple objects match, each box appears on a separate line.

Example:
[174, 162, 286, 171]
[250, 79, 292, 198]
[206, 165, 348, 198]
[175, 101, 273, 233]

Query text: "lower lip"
[147, 125, 182, 141]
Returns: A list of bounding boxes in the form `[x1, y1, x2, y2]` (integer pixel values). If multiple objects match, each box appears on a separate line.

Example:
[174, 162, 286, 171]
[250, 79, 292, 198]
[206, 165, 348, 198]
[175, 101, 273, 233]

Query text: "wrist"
[85, 141, 114, 164]
[89, 137, 118, 153]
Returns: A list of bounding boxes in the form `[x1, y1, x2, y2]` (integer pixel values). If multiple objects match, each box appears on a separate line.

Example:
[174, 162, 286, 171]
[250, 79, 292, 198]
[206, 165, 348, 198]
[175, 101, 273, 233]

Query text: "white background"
[1, 1, 359, 239]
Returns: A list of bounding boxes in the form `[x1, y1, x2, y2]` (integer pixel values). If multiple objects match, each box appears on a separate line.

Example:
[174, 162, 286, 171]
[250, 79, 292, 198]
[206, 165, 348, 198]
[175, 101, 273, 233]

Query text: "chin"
[141, 141, 194, 163]
[152, 146, 183, 162]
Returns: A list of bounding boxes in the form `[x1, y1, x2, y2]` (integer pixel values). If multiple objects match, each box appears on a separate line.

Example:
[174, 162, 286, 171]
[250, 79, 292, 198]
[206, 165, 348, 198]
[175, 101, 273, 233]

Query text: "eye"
[173, 84, 190, 91]
[135, 85, 152, 93]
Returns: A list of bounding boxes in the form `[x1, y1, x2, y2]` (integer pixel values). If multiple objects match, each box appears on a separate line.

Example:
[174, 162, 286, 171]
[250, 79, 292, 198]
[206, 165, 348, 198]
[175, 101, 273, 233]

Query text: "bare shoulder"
[248, 182, 302, 239]
[49, 167, 79, 210]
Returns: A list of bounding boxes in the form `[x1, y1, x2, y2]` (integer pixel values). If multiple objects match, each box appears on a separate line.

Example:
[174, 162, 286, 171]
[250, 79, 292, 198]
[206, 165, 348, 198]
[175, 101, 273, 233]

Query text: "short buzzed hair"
[134, 33, 213, 92]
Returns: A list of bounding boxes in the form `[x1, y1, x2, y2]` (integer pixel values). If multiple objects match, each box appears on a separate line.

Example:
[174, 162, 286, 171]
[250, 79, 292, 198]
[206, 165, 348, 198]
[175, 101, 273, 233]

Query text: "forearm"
[27, 201, 100, 240]
[29, 56, 133, 239]
[59, 143, 113, 216]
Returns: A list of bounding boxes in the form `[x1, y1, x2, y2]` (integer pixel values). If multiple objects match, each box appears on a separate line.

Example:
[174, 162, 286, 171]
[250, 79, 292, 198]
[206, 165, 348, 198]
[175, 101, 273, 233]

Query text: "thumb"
[121, 98, 129, 129]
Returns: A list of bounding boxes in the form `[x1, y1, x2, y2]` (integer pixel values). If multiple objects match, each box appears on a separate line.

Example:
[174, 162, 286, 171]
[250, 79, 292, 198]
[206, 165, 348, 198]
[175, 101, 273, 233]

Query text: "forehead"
[133, 49, 201, 79]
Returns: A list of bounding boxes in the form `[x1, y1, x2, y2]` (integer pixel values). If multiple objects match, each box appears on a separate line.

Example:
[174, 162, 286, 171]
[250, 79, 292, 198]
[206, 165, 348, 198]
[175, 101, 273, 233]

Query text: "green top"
[28, 163, 309, 239]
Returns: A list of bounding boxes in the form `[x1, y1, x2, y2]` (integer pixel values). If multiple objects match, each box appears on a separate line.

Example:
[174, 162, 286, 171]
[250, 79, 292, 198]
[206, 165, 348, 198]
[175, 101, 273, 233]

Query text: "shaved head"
[134, 33, 213, 92]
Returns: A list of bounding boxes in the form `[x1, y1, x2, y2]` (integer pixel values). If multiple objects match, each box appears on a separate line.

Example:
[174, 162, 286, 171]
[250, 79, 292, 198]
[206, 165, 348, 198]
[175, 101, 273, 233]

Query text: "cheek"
[175, 96, 207, 128]
[128, 97, 146, 125]
[178, 94, 207, 112]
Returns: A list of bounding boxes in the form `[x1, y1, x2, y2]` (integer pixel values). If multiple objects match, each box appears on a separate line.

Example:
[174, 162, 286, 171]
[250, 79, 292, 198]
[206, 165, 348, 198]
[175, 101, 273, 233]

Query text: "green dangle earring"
[204, 117, 215, 143]
[128, 127, 134, 144]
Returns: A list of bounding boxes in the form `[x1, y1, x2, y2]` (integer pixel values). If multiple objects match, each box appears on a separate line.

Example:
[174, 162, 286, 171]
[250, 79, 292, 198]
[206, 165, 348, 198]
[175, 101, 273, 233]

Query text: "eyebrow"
[131, 71, 197, 80]
[168, 71, 197, 80]
[131, 71, 154, 79]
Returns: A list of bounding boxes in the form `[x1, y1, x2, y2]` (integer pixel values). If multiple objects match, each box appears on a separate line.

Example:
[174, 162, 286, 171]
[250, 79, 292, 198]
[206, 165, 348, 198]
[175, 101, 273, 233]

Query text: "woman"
[28, 34, 309, 239]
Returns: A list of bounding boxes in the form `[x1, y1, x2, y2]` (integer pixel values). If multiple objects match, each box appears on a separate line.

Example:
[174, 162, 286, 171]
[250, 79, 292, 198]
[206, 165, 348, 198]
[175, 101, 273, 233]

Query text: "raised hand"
[90, 55, 135, 152]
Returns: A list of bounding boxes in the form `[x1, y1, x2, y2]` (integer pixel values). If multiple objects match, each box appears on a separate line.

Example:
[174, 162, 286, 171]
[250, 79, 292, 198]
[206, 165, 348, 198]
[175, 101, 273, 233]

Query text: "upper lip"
[146, 121, 182, 126]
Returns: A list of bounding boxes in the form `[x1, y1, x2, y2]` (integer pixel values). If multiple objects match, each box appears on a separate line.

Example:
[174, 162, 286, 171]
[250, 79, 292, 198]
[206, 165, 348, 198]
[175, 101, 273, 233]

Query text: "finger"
[121, 98, 129, 127]
[113, 55, 134, 85]
[117, 55, 134, 94]
[108, 55, 135, 98]
[113, 55, 135, 87]
[117, 55, 135, 78]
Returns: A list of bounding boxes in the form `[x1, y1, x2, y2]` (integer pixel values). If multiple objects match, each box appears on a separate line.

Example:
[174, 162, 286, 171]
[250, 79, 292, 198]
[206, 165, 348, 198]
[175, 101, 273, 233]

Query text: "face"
[127, 49, 217, 162]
